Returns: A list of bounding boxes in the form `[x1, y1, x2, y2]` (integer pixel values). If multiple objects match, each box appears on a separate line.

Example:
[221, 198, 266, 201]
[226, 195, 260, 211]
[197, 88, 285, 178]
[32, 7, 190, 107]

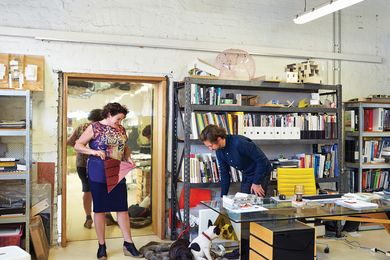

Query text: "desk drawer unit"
[250, 221, 315, 260]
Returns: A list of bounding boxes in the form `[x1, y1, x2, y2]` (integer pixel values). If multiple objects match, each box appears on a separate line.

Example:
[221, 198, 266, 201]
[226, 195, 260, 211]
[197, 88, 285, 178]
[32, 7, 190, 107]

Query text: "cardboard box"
[242, 95, 260, 106]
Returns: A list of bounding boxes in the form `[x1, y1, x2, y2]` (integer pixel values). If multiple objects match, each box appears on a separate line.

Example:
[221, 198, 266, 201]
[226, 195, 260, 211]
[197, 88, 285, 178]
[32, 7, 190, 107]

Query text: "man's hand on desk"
[251, 184, 265, 197]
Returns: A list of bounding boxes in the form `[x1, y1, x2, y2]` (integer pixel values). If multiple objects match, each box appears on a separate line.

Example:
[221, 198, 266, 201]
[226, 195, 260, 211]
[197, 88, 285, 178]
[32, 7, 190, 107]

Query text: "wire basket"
[0, 224, 23, 247]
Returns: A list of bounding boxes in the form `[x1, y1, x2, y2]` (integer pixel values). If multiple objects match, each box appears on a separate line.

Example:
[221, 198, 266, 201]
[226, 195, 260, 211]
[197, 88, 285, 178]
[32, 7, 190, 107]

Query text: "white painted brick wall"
[0, 0, 389, 242]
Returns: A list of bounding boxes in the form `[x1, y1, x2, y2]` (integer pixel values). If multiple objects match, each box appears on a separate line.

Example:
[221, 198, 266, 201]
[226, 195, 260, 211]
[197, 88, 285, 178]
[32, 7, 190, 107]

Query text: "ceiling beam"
[0, 26, 382, 63]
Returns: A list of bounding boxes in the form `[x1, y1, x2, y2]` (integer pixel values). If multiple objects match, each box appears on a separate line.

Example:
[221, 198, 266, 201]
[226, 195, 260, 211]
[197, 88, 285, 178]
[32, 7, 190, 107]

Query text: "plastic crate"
[0, 224, 23, 247]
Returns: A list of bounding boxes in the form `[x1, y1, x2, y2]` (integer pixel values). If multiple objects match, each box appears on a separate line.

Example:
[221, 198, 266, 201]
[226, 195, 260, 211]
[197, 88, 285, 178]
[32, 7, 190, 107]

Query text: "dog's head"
[220, 224, 234, 240]
[203, 219, 220, 240]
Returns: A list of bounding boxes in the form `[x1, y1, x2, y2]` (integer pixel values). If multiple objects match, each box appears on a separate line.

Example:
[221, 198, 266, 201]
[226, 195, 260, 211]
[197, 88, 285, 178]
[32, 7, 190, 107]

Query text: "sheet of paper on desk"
[336, 199, 378, 210]
[374, 191, 390, 201]
[226, 205, 268, 213]
[343, 192, 382, 202]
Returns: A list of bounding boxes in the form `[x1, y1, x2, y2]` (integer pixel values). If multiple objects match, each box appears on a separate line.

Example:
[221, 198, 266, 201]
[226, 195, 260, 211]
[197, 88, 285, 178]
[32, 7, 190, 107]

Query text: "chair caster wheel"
[324, 247, 330, 254]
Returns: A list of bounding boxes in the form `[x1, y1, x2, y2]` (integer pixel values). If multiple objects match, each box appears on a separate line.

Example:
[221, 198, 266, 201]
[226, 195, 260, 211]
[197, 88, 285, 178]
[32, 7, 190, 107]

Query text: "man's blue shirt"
[216, 135, 272, 195]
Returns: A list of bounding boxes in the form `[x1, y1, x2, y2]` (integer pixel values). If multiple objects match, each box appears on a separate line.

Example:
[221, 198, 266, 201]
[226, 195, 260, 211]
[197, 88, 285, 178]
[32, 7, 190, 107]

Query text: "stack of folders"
[0, 158, 19, 172]
[336, 193, 382, 209]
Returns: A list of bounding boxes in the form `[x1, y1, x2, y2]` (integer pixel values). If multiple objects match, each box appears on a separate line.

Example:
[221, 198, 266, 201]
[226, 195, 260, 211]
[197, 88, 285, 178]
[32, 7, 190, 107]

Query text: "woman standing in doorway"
[67, 109, 118, 229]
[75, 102, 140, 259]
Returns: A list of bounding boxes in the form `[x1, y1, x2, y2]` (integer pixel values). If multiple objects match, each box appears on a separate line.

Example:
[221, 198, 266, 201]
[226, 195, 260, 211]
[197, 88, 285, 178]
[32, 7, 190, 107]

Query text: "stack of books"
[0, 158, 18, 172]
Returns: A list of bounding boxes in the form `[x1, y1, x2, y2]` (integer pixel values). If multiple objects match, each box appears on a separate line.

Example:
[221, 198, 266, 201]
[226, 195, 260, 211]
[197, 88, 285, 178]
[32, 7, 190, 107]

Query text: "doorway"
[60, 73, 167, 246]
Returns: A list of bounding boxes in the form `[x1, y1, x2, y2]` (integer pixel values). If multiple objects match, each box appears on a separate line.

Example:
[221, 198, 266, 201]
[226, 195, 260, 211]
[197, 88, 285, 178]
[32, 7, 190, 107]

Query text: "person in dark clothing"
[200, 125, 272, 197]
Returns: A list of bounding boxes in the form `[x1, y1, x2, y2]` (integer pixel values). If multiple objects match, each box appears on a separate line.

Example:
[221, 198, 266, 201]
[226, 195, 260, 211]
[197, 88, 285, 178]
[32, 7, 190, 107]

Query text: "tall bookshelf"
[344, 101, 390, 193]
[170, 77, 343, 239]
[0, 89, 32, 251]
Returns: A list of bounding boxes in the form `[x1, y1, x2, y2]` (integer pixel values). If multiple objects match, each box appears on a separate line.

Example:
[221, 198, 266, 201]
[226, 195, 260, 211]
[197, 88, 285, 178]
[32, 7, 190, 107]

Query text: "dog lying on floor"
[189, 220, 221, 260]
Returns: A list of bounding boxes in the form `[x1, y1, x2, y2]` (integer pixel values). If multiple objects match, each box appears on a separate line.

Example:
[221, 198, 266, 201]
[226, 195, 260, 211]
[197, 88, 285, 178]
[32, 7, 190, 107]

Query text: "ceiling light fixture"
[293, 0, 365, 24]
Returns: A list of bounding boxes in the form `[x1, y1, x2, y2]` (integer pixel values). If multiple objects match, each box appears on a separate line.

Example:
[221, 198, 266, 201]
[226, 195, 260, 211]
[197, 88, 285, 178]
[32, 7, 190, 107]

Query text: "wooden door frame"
[60, 73, 167, 246]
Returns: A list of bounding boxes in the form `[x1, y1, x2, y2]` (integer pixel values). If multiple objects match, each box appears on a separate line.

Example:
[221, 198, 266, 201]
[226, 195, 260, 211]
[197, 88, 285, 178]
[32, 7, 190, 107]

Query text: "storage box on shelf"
[170, 78, 343, 239]
[0, 224, 23, 247]
[344, 101, 390, 193]
[0, 89, 32, 251]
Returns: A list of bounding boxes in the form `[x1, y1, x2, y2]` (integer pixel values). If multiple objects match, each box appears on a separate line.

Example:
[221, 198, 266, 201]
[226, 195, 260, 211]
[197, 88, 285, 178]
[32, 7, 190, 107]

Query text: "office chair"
[277, 168, 316, 197]
[277, 168, 331, 254]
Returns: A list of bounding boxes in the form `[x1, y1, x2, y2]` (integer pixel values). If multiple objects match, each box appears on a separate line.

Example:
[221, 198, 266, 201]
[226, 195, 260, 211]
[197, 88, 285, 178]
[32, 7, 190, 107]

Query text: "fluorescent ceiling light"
[294, 0, 365, 24]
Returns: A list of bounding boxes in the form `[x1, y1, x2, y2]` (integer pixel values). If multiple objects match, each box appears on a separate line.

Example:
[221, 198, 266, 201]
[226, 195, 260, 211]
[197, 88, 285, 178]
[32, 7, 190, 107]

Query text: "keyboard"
[302, 194, 343, 200]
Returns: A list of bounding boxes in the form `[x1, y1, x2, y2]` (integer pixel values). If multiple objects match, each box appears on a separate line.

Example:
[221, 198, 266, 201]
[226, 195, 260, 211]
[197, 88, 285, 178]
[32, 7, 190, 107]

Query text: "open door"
[58, 73, 167, 246]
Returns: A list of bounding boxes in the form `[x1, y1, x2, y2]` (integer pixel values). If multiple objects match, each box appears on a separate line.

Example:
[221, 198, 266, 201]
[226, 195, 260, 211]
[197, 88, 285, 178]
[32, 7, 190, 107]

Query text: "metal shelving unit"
[170, 78, 343, 239]
[344, 101, 390, 192]
[0, 89, 32, 251]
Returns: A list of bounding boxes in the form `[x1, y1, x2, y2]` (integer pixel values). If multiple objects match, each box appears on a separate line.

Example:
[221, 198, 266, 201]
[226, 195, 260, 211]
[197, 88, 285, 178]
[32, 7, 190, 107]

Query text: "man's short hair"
[88, 109, 103, 122]
[200, 125, 227, 143]
[142, 124, 151, 138]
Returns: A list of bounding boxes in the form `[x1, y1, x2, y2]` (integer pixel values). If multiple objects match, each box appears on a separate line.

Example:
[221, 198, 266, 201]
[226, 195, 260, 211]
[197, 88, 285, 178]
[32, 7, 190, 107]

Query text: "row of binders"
[345, 138, 390, 163]
[271, 144, 339, 178]
[349, 169, 390, 192]
[190, 112, 338, 140]
[345, 108, 390, 132]
[180, 153, 242, 184]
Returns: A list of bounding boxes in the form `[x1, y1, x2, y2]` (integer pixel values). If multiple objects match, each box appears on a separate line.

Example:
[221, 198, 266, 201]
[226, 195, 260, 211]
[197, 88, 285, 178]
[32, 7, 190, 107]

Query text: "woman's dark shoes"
[123, 241, 141, 257]
[105, 213, 118, 226]
[97, 243, 107, 260]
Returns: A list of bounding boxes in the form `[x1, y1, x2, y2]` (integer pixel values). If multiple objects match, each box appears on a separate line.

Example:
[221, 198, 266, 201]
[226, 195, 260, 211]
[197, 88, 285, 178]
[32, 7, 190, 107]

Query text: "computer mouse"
[279, 194, 286, 200]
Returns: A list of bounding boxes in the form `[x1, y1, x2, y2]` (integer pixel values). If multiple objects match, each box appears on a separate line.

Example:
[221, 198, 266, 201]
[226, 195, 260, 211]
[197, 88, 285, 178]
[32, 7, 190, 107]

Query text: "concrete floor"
[49, 229, 390, 259]
[316, 229, 390, 260]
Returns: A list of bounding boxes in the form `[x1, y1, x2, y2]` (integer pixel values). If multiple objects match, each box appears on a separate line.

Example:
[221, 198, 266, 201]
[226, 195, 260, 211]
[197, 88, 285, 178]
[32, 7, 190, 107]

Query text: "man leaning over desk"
[200, 125, 272, 197]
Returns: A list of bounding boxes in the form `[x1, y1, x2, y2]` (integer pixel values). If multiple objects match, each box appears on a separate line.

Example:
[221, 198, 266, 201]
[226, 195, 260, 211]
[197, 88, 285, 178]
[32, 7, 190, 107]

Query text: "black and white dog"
[189, 220, 221, 260]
